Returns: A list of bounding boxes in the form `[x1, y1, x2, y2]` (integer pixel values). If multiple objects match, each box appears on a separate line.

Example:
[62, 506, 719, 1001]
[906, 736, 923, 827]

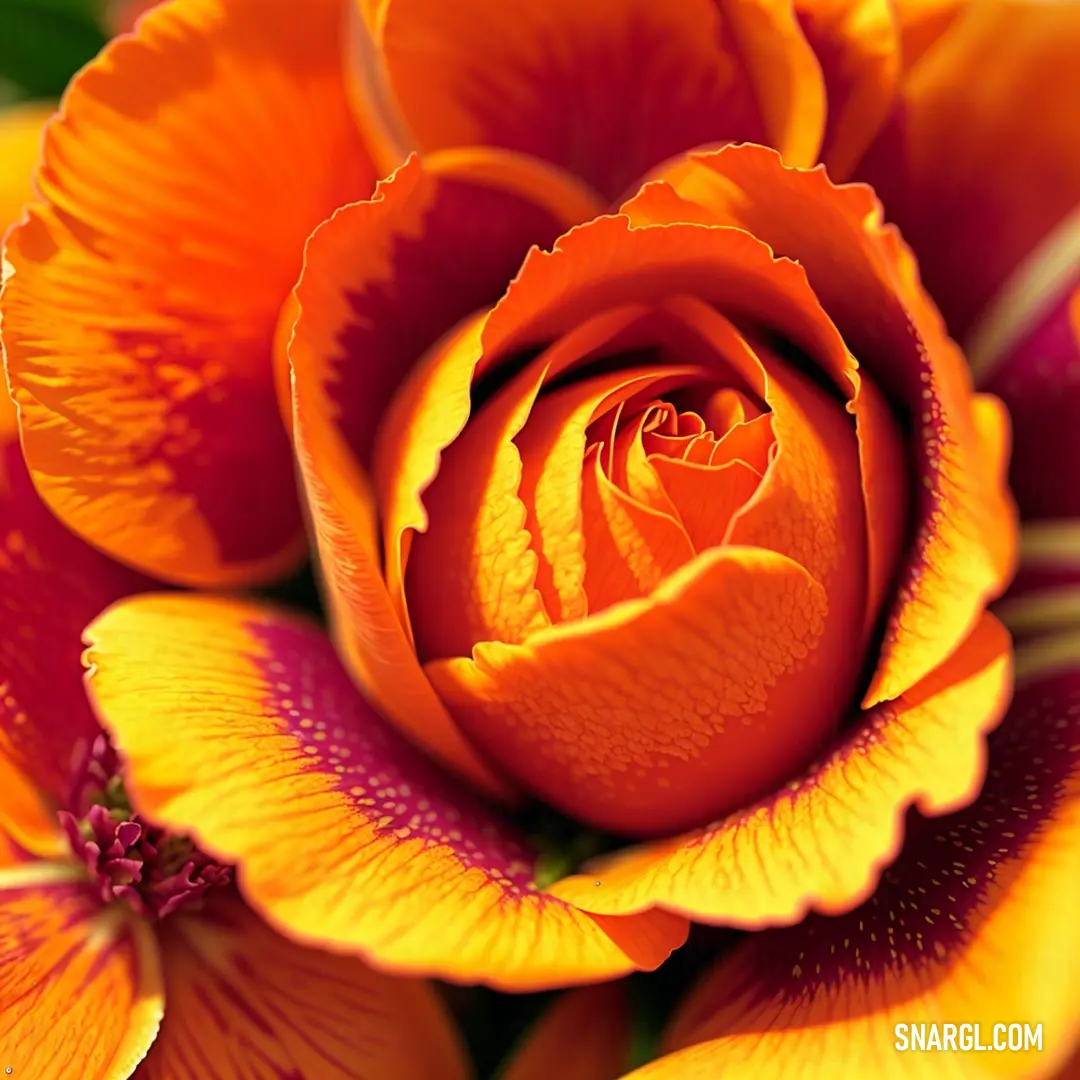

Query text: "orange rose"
[4, 0, 1020, 999]
[287, 141, 1016, 845]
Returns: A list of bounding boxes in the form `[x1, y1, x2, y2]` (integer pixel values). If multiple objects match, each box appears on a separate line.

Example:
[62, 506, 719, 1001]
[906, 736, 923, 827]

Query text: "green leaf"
[1, 0, 106, 99]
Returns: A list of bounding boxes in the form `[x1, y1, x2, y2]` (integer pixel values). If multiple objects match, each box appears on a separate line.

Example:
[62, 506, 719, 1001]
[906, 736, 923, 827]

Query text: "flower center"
[59, 734, 231, 919]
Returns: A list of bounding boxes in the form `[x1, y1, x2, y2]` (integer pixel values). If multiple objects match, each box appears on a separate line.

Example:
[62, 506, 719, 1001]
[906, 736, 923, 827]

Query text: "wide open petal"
[85, 594, 688, 990]
[291, 154, 570, 799]
[627, 143, 1016, 706]
[549, 614, 1010, 926]
[360, 0, 825, 203]
[856, 0, 1080, 343]
[500, 984, 632, 1080]
[135, 892, 470, 1080]
[794, 0, 900, 180]
[622, 629, 1080, 1080]
[0, 869, 163, 1080]
[0, 439, 150, 804]
[0, 0, 376, 586]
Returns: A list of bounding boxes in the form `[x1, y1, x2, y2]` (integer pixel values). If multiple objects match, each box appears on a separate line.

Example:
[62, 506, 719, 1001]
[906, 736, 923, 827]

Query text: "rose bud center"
[407, 300, 872, 836]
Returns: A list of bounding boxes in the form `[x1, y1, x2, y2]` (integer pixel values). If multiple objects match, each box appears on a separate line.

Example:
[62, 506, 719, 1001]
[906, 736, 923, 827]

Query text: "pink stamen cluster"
[59, 734, 231, 919]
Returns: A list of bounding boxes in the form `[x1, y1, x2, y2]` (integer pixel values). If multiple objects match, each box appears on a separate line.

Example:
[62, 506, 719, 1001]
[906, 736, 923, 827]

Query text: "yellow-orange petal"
[646, 388, 774, 551]
[500, 984, 632, 1080]
[0, 0, 376, 587]
[363, 0, 825, 202]
[428, 545, 856, 838]
[414, 211, 870, 834]
[291, 154, 568, 799]
[714, 330, 867, 680]
[84, 594, 688, 990]
[621, 628, 1080, 1080]
[428, 299, 753, 631]
[479, 208, 857, 394]
[794, 0, 901, 180]
[852, 369, 910, 643]
[134, 892, 471, 1080]
[630, 143, 1016, 705]
[549, 613, 1010, 925]
[0, 439, 151, 804]
[857, 0, 1080, 343]
[580, 441, 697, 605]
[401, 320, 556, 659]
[0, 871, 163, 1080]
[608, 405, 684, 516]
[513, 313, 702, 622]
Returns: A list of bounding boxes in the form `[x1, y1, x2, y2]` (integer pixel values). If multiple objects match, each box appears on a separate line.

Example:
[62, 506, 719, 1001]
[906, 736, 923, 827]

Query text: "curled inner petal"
[407, 298, 791, 662]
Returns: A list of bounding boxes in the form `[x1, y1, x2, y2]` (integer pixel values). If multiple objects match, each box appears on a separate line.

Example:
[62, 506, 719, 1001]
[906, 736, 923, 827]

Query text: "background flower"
[2, 0, 377, 586]
[0, 86, 470, 1080]
[0, 391, 470, 1078]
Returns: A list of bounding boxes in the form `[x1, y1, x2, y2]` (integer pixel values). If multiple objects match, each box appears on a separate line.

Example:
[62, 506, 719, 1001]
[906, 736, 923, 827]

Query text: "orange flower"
[0, 424, 469, 1078]
[2, 0, 1080, 1070]
[0, 105, 468, 1080]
